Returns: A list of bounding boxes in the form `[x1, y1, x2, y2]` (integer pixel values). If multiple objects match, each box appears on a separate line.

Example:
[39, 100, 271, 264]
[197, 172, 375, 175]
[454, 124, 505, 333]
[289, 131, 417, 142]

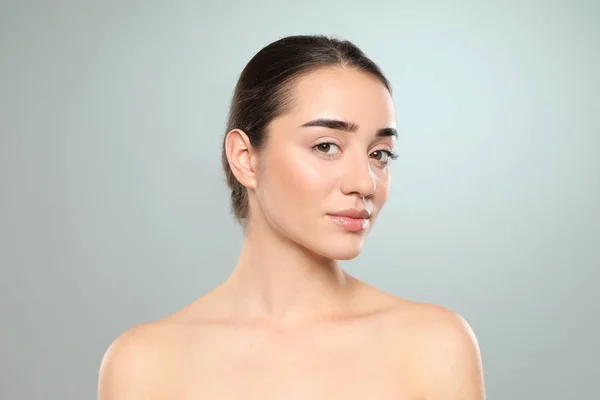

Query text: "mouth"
[327, 214, 370, 232]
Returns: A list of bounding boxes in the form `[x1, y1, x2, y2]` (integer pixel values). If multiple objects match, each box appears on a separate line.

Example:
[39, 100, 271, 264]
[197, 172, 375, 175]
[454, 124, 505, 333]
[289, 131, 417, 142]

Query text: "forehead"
[283, 67, 396, 128]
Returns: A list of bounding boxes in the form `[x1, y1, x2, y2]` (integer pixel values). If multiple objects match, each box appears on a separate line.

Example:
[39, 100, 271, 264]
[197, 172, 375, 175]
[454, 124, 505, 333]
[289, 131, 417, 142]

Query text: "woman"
[98, 35, 486, 399]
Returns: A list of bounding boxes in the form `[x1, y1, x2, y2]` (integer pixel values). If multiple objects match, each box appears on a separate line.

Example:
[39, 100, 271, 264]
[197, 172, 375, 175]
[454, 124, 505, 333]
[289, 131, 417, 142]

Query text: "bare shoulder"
[350, 279, 485, 398]
[96, 295, 221, 399]
[391, 299, 479, 342]
[388, 298, 486, 399]
[97, 319, 182, 400]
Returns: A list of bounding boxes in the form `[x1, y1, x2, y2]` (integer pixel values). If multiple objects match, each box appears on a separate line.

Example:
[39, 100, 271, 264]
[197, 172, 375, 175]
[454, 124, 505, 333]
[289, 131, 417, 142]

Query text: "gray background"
[1, 0, 599, 399]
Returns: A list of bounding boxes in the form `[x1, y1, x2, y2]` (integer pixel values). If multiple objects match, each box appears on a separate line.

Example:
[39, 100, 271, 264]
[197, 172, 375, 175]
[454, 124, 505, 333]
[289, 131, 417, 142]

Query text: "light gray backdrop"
[1, 0, 598, 399]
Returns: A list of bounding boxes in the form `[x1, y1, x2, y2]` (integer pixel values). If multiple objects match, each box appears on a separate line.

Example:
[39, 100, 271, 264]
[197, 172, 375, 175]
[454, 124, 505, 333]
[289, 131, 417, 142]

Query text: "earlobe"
[225, 129, 257, 190]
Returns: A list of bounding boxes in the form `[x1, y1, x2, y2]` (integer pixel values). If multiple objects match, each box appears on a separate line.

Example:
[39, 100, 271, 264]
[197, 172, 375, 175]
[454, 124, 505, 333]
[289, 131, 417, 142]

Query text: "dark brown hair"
[221, 34, 391, 225]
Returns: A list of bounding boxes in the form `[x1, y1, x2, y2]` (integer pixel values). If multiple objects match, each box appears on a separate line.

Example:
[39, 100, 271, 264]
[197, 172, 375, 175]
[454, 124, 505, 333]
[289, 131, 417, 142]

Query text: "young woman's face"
[254, 67, 397, 260]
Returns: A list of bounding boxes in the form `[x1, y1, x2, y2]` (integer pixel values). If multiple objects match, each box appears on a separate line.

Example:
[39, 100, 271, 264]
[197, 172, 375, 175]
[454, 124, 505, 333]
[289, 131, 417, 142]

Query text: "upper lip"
[328, 208, 371, 219]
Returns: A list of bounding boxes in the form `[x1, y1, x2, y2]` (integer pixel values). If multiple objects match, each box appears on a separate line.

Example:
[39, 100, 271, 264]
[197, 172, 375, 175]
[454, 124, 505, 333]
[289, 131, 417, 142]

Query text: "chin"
[276, 216, 370, 261]
[332, 248, 363, 260]
[311, 236, 366, 261]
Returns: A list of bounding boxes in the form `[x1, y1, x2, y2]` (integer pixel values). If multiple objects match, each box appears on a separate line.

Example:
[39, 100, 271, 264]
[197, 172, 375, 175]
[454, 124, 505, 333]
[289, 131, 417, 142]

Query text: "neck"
[219, 214, 356, 328]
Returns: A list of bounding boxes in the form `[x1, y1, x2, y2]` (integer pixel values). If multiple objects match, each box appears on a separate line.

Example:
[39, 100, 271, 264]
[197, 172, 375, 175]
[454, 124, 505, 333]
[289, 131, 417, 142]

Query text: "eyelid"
[313, 142, 397, 165]
[372, 144, 395, 154]
[313, 141, 341, 152]
[313, 140, 394, 154]
[313, 136, 342, 145]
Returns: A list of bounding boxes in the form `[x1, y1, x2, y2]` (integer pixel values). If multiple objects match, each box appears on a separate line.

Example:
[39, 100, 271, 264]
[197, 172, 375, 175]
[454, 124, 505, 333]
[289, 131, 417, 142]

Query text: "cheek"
[271, 148, 327, 203]
[260, 146, 331, 220]
[372, 172, 391, 216]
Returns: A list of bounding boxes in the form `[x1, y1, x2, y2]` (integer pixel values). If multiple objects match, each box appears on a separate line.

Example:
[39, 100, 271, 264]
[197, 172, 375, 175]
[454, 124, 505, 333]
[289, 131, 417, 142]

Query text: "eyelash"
[313, 142, 398, 164]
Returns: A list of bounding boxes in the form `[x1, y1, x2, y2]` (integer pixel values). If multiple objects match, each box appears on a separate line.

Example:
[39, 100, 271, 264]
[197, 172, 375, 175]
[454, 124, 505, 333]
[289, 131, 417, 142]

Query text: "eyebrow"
[300, 118, 397, 138]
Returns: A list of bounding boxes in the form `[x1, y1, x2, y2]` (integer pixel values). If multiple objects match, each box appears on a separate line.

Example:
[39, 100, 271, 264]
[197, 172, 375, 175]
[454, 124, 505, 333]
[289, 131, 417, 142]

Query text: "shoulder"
[399, 300, 479, 343]
[96, 297, 220, 399]
[391, 300, 486, 399]
[97, 320, 179, 399]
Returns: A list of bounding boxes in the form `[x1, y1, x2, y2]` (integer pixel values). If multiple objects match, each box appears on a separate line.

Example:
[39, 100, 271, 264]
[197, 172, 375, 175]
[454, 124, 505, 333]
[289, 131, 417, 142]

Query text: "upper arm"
[418, 308, 486, 399]
[97, 324, 163, 400]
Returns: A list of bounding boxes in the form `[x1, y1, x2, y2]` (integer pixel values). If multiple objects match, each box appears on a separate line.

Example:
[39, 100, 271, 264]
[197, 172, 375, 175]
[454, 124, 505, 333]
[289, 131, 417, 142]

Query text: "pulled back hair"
[221, 34, 391, 226]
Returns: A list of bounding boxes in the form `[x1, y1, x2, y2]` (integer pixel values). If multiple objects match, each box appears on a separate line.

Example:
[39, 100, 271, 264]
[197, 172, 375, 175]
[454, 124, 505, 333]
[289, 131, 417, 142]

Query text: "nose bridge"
[341, 150, 376, 197]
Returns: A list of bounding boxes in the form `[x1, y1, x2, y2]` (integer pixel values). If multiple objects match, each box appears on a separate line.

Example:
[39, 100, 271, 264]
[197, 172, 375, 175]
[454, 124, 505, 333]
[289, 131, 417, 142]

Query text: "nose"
[340, 155, 376, 198]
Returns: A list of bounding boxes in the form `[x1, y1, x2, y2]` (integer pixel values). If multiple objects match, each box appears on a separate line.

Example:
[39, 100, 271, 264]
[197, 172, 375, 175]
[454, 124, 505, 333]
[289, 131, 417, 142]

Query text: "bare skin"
[98, 67, 485, 399]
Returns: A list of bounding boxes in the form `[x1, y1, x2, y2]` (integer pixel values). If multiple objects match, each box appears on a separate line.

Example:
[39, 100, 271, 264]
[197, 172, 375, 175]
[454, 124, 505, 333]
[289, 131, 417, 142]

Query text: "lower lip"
[327, 215, 370, 232]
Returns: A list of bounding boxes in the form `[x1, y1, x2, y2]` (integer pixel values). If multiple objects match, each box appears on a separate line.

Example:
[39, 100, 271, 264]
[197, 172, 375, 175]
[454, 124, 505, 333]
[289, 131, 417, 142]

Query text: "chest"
[157, 321, 427, 400]
[169, 342, 423, 399]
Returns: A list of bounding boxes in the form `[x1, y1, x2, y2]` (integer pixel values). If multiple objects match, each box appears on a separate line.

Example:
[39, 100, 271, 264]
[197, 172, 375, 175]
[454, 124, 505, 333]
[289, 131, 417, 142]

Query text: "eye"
[370, 149, 398, 163]
[314, 142, 341, 156]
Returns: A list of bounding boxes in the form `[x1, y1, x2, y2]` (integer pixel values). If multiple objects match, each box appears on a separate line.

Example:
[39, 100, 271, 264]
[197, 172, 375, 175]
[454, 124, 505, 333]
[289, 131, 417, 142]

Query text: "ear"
[224, 129, 258, 190]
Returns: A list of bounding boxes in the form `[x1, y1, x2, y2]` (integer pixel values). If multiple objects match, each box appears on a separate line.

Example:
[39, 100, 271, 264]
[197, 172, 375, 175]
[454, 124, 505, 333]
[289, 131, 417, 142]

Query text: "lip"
[327, 208, 371, 219]
[327, 208, 371, 232]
